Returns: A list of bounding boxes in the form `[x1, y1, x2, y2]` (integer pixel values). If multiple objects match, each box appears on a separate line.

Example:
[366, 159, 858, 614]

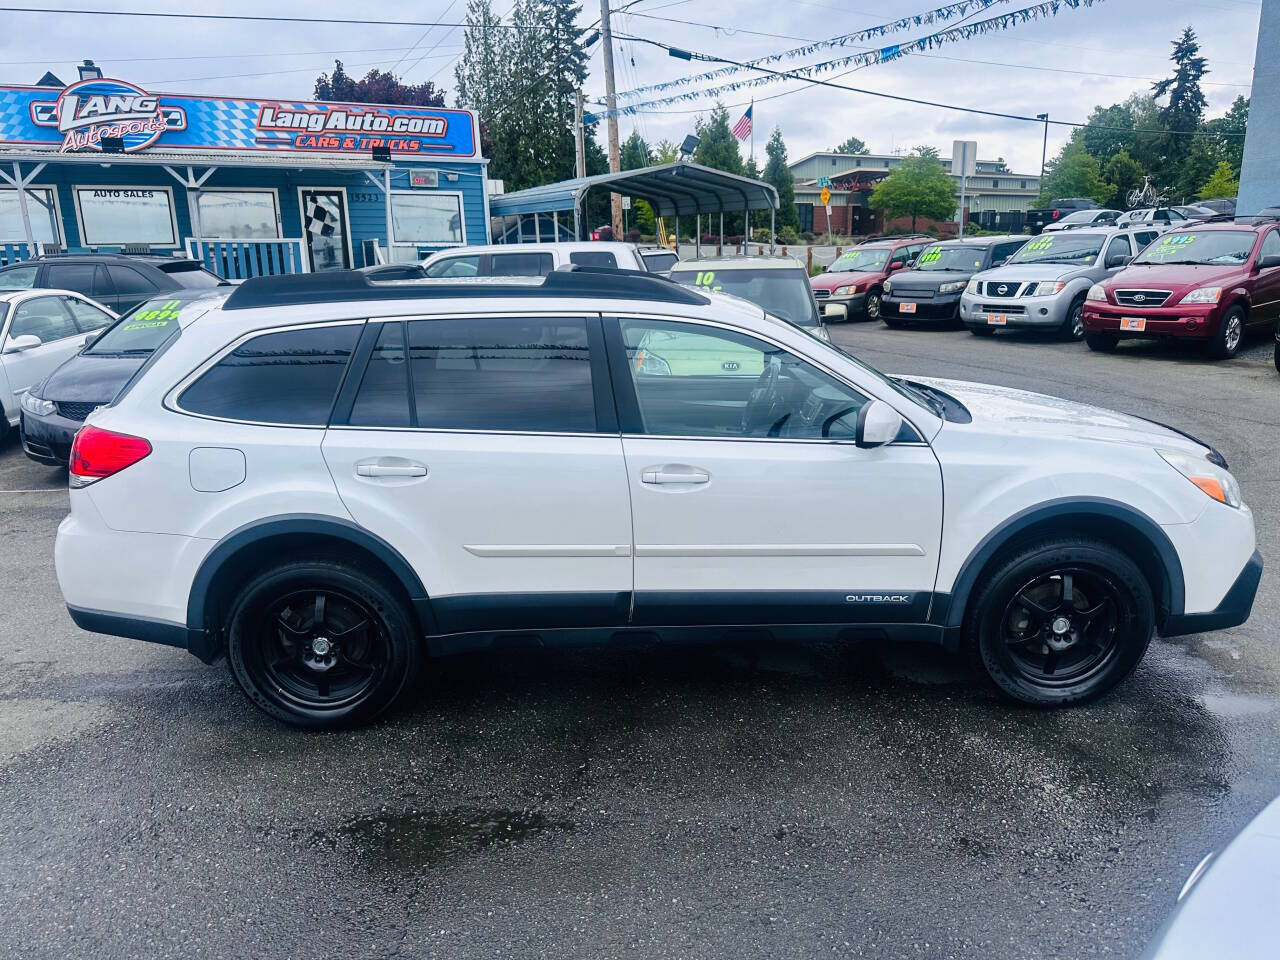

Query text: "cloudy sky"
[0, 0, 1262, 176]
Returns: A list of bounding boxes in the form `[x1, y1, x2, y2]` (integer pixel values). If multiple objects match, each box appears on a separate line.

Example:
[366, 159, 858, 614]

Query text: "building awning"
[0, 148, 393, 172]
[489, 161, 778, 219]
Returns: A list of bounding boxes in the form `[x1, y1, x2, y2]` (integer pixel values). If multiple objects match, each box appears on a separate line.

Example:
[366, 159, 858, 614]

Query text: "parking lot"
[1, 321, 1278, 960]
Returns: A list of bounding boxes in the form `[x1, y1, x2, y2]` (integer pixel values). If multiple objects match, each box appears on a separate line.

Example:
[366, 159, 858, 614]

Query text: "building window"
[195, 189, 281, 239]
[1021, 180, 1028, 189]
[993, 179, 1001, 189]
[0, 188, 60, 244]
[390, 191, 464, 246]
[75, 187, 176, 246]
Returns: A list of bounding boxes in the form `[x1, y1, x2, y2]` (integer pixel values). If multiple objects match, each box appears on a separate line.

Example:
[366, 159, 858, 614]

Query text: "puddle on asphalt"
[1196, 691, 1280, 719]
[333, 807, 574, 869]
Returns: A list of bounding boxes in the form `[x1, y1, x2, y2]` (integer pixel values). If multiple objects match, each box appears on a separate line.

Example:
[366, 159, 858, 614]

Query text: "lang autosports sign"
[2, 78, 478, 157]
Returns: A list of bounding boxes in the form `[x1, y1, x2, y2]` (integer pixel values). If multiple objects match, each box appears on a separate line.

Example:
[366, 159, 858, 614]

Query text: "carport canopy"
[488, 160, 779, 244]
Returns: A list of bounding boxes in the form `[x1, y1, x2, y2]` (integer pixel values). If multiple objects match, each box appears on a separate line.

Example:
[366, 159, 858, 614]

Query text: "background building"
[790, 150, 1040, 235]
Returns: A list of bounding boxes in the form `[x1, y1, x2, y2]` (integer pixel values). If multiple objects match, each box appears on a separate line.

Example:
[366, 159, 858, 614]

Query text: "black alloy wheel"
[227, 561, 420, 728]
[966, 538, 1154, 706]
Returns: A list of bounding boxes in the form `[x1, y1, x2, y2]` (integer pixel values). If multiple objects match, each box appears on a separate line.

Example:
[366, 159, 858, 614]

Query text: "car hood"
[811, 270, 882, 291]
[910, 376, 1215, 455]
[39, 352, 147, 403]
[975, 262, 1093, 283]
[1105, 263, 1244, 293]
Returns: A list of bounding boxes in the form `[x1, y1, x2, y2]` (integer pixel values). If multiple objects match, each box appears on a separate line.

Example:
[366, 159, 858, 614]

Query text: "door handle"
[356, 460, 427, 478]
[641, 466, 710, 485]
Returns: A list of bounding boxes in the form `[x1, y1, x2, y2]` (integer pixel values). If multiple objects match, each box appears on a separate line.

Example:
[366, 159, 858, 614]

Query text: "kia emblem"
[1134, 293, 1146, 302]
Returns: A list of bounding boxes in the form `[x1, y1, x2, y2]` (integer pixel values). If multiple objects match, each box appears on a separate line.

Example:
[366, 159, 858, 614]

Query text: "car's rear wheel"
[227, 560, 420, 729]
[864, 289, 883, 320]
[1061, 297, 1086, 341]
[1208, 305, 1246, 360]
[964, 538, 1153, 707]
[1085, 332, 1118, 352]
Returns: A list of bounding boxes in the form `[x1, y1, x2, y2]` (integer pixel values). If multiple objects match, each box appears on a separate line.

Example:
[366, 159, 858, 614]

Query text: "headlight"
[1034, 280, 1067, 297]
[879, 281, 891, 295]
[834, 284, 858, 296]
[1182, 286, 1222, 304]
[938, 280, 966, 295]
[1086, 283, 1107, 302]
[1159, 449, 1241, 508]
[20, 392, 55, 416]
[965, 278, 980, 295]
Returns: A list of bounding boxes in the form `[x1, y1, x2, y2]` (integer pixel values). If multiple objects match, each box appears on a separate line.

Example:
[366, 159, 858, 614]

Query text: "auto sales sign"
[4, 78, 478, 157]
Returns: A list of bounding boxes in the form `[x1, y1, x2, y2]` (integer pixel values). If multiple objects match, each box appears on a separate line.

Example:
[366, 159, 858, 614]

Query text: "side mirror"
[1257, 254, 1280, 270]
[889, 261, 906, 271]
[824, 302, 848, 320]
[82, 330, 102, 348]
[2, 334, 41, 354]
[906, 259, 917, 269]
[855, 399, 904, 449]
[1106, 254, 1132, 269]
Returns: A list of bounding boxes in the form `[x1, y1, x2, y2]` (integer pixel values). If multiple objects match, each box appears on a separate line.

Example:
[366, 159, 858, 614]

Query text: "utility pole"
[598, 0, 623, 239]
[574, 90, 586, 180]
[1037, 113, 1049, 182]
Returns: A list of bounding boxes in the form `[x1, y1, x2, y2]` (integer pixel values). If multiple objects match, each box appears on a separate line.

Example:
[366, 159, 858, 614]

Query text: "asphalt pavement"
[1, 322, 1278, 960]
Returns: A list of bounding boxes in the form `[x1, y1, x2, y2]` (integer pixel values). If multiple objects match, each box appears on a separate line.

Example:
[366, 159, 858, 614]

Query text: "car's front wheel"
[964, 538, 1154, 707]
[1208, 305, 1246, 360]
[1274, 337, 1280, 374]
[864, 289, 883, 320]
[1061, 296, 1086, 341]
[227, 560, 421, 729]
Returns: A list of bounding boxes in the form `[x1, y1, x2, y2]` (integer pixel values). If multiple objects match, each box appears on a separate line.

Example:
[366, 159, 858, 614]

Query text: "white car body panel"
[421, 242, 650, 274]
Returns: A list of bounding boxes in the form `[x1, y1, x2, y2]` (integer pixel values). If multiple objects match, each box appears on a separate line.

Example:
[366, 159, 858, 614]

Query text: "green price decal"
[694, 270, 723, 292]
[1025, 236, 1055, 252]
[919, 247, 943, 264]
[122, 299, 182, 330]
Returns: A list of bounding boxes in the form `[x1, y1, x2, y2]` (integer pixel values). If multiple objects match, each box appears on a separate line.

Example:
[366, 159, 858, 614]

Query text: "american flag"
[731, 105, 753, 141]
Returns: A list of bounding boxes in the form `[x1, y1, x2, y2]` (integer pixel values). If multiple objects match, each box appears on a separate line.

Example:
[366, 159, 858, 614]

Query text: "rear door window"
[8, 295, 78, 343]
[489, 252, 554, 277]
[45, 263, 98, 297]
[106, 265, 159, 297]
[179, 323, 361, 425]
[348, 322, 412, 428]
[0, 265, 38, 289]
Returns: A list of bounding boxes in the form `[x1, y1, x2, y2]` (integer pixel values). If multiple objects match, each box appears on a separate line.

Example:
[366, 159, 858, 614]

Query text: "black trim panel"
[632, 590, 931, 626]
[68, 604, 190, 650]
[431, 591, 632, 635]
[1161, 550, 1262, 637]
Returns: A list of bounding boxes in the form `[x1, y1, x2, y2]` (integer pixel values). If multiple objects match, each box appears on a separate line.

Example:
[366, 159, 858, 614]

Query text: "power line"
[0, 46, 463, 67]
[0, 5, 529, 29]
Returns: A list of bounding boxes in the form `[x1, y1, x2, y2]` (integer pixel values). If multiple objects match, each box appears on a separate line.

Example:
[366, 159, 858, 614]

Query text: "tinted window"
[992, 240, 1026, 264]
[408, 316, 595, 432]
[62, 296, 113, 332]
[670, 266, 820, 328]
[349, 322, 411, 427]
[619, 318, 867, 440]
[1260, 230, 1280, 259]
[569, 251, 619, 268]
[489, 252, 554, 277]
[45, 263, 98, 296]
[156, 262, 223, 288]
[1105, 236, 1132, 263]
[9, 296, 77, 342]
[180, 324, 360, 424]
[641, 251, 678, 272]
[0, 265, 38, 289]
[424, 255, 480, 278]
[1134, 231, 1160, 249]
[106, 265, 158, 296]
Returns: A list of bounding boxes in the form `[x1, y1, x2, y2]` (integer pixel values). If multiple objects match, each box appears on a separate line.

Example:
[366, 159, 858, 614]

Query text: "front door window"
[301, 190, 351, 272]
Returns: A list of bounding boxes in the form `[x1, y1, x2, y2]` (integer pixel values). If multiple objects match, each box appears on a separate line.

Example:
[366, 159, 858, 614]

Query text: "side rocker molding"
[185, 514, 433, 661]
[930, 497, 1186, 632]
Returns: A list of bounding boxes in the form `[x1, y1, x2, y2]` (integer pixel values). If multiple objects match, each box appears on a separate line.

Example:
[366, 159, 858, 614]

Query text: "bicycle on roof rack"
[1126, 176, 1167, 210]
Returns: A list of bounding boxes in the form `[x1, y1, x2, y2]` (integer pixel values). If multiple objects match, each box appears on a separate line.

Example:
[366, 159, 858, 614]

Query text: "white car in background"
[0, 288, 116, 442]
[421, 242, 651, 277]
[668, 255, 830, 340]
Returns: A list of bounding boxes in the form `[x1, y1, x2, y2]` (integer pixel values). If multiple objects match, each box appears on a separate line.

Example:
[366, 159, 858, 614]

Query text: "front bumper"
[1083, 301, 1221, 340]
[960, 291, 1073, 329]
[883, 291, 961, 322]
[19, 409, 79, 465]
[818, 291, 866, 317]
[1161, 550, 1262, 637]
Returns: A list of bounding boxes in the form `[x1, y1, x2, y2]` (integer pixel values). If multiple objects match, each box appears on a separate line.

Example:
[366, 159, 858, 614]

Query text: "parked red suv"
[810, 235, 931, 321]
[1082, 219, 1280, 359]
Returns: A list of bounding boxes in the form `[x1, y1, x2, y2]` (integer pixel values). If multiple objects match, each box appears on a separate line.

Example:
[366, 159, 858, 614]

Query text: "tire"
[1061, 296, 1086, 342]
[1085, 332, 1118, 352]
[1274, 337, 1280, 374]
[963, 538, 1154, 707]
[863, 289, 883, 321]
[969, 324, 996, 337]
[227, 559, 421, 729]
[1208, 304, 1246, 360]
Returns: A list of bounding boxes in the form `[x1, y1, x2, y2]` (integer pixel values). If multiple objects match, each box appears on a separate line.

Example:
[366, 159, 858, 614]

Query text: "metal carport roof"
[489, 161, 778, 219]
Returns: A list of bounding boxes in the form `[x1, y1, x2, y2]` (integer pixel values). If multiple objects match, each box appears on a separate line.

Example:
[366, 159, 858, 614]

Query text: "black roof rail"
[221, 265, 710, 311]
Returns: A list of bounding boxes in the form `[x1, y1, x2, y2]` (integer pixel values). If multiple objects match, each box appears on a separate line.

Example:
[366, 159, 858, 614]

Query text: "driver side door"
[604, 315, 943, 627]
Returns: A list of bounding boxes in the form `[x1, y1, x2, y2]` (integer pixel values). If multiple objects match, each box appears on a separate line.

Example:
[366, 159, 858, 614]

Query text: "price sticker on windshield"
[1024, 236, 1055, 253]
[918, 247, 942, 264]
[693, 270, 723, 293]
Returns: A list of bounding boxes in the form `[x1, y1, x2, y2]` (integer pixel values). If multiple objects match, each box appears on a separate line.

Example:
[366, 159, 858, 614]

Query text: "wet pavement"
[1, 322, 1278, 959]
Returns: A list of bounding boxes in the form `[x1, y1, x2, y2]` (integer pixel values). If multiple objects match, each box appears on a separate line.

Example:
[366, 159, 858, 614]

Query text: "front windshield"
[1008, 232, 1105, 265]
[914, 244, 984, 271]
[1133, 231, 1257, 266]
[670, 266, 820, 327]
[828, 247, 889, 273]
[86, 296, 188, 355]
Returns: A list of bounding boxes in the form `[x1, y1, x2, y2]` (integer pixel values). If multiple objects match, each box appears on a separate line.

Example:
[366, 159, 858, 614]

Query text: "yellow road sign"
[820, 187, 831, 205]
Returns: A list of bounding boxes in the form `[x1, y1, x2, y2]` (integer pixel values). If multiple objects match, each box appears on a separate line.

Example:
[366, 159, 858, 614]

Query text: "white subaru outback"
[54, 268, 1261, 728]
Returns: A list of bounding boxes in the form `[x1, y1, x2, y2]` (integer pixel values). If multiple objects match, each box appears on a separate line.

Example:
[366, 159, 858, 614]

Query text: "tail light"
[1052, 210, 1061, 219]
[69, 425, 152, 488]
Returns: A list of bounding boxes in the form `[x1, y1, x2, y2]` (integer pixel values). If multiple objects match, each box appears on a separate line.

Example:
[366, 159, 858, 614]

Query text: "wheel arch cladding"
[939, 498, 1185, 630]
[187, 515, 434, 658]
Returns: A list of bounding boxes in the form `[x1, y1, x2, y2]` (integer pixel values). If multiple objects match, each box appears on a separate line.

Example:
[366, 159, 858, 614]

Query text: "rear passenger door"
[322, 313, 633, 636]
[103, 264, 160, 312]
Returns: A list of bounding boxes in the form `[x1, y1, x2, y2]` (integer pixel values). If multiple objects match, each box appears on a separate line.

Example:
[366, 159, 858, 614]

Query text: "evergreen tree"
[763, 127, 798, 230]
[620, 131, 651, 170]
[1151, 27, 1209, 177]
[1102, 150, 1145, 210]
[831, 135, 868, 155]
[693, 103, 745, 175]
[869, 147, 956, 231]
[1199, 161, 1239, 200]
[1175, 137, 1223, 203]
[652, 139, 679, 163]
[1206, 95, 1249, 173]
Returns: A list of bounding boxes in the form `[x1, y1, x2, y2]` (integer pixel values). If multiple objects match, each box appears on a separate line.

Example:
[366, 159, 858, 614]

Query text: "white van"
[421, 242, 651, 277]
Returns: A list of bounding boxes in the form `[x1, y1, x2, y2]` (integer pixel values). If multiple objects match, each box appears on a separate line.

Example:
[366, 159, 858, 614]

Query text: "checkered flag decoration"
[303, 198, 339, 238]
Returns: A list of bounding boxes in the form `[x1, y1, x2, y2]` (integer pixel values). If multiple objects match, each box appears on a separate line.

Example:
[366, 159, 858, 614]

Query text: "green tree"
[762, 126, 798, 230]
[1199, 161, 1239, 200]
[1037, 141, 1113, 206]
[1151, 27, 1209, 178]
[693, 103, 745, 174]
[831, 135, 868, 155]
[1102, 150, 1145, 209]
[1080, 102, 1137, 165]
[869, 146, 956, 231]
[1206, 95, 1249, 173]
[653, 139, 678, 163]
[620, 131, 654, 234]
[1175, 136, 1222, 203]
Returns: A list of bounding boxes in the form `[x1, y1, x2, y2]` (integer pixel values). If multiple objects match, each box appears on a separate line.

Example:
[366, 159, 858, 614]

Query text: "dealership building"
[0, 68, 488, 276]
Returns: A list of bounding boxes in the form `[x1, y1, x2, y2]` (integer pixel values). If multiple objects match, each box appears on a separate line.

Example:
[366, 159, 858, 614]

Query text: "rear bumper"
[1083, 302, 1221, 340]
[1161, 550, 1262, 637]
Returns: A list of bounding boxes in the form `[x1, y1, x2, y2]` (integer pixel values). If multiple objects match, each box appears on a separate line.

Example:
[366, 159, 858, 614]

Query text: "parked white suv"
[55, 269, 1261, 728]
[421, 242, 651, 277]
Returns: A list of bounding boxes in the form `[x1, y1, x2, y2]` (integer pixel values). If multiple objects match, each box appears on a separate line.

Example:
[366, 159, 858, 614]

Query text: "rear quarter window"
[569, 251, 619, 268]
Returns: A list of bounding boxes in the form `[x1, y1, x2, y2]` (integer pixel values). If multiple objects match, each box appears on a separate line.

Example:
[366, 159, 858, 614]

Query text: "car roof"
[0, 286, 99, 303]
[669, 255, 805, 271]
[1162, 219, 1273, 233]
[17, 252, 181, 265]
[426, 242, 640, 256]
[924, 235, 1026, 247]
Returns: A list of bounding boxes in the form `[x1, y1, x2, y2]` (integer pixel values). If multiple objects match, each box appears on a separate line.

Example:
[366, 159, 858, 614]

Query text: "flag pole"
[749, 99, 754, 163]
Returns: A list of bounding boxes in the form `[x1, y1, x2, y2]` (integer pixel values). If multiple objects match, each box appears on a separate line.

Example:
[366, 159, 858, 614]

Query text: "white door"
[322, 314, 633, 636]
[607, 315, 943, 627]
[2, 294, 92, 416]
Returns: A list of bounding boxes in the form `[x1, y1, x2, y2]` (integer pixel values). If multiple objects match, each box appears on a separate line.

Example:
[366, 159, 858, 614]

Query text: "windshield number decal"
[121, 299, 182, 331]
[693, 270, 723, 293]
[1025, 236, 1055, 252]
[919, 247, 942, 264]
